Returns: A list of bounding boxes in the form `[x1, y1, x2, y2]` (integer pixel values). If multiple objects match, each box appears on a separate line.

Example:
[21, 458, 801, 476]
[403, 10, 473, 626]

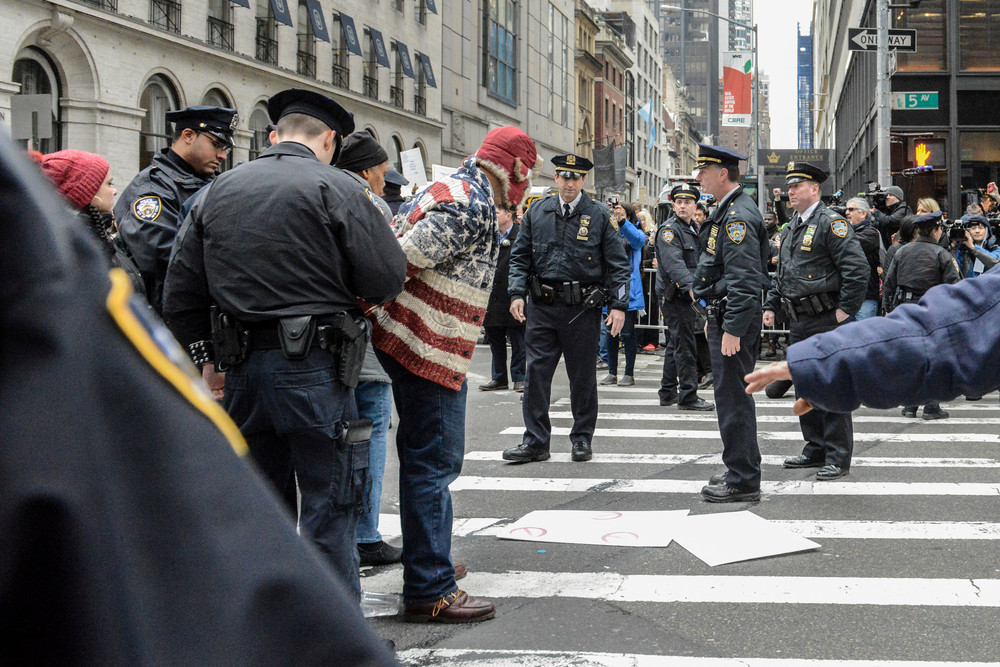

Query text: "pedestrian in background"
[383, 168, 409, 216]
[481, 203, 526, 392]
[843, 197, 883, 321]
[372, 126, 539, 623]
[870, 184, 912, 249]
[600, 202, 646, 387]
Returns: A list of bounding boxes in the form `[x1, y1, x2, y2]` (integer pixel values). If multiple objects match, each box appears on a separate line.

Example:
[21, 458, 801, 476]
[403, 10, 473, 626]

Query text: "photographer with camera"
[869, 184, 913, 249]
[954, 213, 1000, 279]
[881, 211, 960, 420]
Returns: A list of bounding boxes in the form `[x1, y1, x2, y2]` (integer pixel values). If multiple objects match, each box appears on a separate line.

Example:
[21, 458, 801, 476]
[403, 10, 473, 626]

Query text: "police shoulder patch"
[726, 221, 746, 244]
[662, 228, 674, 243]
[133, 195, 162, 222]
[831, 219, 848, 238]
[609, 216, 619, 231]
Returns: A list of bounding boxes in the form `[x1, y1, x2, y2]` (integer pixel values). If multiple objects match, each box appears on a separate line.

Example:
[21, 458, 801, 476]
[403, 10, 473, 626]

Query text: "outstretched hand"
[744, 361, 813, 415]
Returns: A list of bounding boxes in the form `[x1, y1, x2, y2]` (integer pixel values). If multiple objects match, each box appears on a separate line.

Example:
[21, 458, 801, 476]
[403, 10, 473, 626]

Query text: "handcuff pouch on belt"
[334, 418, 373, 509]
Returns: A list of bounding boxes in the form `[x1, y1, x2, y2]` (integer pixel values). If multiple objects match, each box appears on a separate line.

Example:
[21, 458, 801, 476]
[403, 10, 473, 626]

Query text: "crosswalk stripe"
[549, 411, 1000, 425]
[364, 569, 1000, 607]
[449, 476, 1000, 496]
[555, 397, 1000, 410]
[395, 648, 1000, 666]
[498, 426, 1000, 443]
[376, 514, 1000, 540]
[464, 451, 1000, 468]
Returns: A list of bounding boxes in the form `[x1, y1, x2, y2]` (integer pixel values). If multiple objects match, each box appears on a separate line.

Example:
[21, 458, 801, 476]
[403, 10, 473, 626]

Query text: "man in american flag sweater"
[371, 127, 538, 623]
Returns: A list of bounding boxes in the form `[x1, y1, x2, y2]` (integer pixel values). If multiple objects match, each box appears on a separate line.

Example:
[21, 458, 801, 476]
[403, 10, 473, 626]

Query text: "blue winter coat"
[787, 268, 1000, 413]
[620, 219, 647, 311]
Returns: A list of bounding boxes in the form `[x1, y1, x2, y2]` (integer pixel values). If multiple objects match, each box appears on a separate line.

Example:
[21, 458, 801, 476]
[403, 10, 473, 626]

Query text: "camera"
[607, 196, 619, 207]
[825, 190, 847, 216]
[946, 219, 968, 243]
[866, 181, 887, 210]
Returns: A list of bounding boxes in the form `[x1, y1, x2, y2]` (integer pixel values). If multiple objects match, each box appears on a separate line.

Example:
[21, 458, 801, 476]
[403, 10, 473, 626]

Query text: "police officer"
[115, 106, 237, 314]
[502, 154, 630, 463]
[656, 183, 714, 411]
[162, 88, 407, 600]
[763, 162, 869, 480]
[693, 145, 770, 503]
[882, 211, 960, 419]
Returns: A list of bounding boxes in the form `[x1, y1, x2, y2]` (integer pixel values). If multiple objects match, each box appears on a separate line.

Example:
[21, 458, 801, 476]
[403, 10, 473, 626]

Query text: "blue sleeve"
[622, 220, 646, 251]
[787, 271, 1000, 413]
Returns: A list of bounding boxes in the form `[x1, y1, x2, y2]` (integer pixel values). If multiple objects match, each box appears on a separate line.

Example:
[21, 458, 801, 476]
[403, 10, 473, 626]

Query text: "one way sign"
[848, 28, 917, 52]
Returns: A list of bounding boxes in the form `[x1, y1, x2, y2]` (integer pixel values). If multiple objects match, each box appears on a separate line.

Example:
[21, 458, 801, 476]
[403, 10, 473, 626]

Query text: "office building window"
[12, 49, 62, 154]
[249, 106, 271, 160]
[894, 0, 945, 71]
[960, 0, 1000, 70]
[485, 0, 517, 105]
[138, 75, 179, 169]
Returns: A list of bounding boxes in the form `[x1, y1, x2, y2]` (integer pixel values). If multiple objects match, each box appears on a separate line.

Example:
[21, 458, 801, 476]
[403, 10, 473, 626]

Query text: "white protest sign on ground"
[399, 148, 427, 188]
[670, 510, 821, 566]
[432, 163, 457, 183]
[500, 510, 690, 547]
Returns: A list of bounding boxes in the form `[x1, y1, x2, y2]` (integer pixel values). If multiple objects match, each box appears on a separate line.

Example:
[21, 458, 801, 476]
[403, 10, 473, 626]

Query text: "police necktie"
[564, 203, 571, 219]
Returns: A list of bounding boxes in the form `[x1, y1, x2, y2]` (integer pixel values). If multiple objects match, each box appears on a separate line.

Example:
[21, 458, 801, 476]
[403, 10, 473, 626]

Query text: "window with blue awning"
[416, 52, 436, 88]
[305, 0, 329, 41]
[368, 28, 390, 68]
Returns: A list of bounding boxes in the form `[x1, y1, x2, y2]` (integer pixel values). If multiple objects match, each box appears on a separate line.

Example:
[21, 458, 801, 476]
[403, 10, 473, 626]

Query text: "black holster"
[317, 313, 371, 388]
[211, 305, 247, 370]
[333, 418, 372, 510]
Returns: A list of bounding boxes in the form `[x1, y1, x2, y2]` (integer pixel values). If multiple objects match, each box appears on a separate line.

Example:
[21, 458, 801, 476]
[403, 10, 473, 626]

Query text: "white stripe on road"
[396, 648, 1000, 666]
[498, 426, 1000, 443]
[556, 397, 1000, 410]
[364, 569, 1000, 607]
[377, 514, 1000, 540]
[550, 411, 1000, 425]
[464, 451, 1000, 468]
[449, 476, 1000, 496]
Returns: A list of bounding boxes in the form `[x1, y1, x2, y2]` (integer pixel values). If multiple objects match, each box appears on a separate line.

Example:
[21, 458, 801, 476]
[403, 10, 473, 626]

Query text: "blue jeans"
[850, 299, 878, 322]
[224, 349, 364, 600]
[375, 349, 466, 604]
[355, 380, 392, 544]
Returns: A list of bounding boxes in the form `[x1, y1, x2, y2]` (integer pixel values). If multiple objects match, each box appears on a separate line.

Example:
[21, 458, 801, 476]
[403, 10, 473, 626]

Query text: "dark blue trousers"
[521, 301, 602, 449]
[660, 297, 699, 405]
[485, 324, 526, 383]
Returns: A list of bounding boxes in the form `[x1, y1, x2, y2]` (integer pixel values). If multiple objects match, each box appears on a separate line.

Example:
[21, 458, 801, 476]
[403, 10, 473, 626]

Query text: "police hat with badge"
[670, 183, 700, 201]
[166, 106, 239, 148]
[552, 153, 594, 180]
[785, 161, 828, 185]
[695, 144, 745, 172]
[267, 88, 356, 162]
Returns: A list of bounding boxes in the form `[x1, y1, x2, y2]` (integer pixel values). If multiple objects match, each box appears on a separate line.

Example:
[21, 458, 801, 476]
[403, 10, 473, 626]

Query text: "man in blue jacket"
[744, 271, 1000, 415]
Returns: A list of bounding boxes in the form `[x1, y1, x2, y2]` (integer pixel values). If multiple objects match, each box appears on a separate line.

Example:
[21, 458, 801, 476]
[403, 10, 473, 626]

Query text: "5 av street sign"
[848, 28, 917, 52]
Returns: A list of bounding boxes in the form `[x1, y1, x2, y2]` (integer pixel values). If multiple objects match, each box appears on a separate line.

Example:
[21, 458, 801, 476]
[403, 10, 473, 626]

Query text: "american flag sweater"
[369, 156, 499, 390]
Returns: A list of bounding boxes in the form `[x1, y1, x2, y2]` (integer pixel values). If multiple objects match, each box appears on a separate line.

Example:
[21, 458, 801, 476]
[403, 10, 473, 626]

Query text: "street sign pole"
[877, 0, 891, 186]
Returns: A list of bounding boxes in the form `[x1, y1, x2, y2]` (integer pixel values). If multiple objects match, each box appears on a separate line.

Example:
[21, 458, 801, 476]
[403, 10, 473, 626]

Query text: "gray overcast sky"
[753, 0, 816, 149]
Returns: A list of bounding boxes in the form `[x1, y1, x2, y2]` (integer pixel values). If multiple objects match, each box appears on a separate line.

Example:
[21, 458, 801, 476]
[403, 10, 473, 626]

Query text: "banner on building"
[722, 51, 752, 127]
[593, 144, 615, 188]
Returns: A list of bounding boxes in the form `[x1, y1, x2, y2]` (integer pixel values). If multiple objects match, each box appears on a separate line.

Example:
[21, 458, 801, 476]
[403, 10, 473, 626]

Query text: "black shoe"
[783, 454, 824, 469]
[679, 398, 715, 411]
[479, 379, 508, 391]
[901, 407, 918, 418]
[922, 409, 950, 420]
[698, 373, 714, 389]
[966, 395, 982, 401]
[815, 464, 849, 481]
[358, 540, 403, 566]
[765, 379, 793, 399]
[701, 484, 760, 503]
[571, 441, 593, 462]
[599, 374, 618, 386]
[512, 381, 525, 392]
[708, 471, 727, 485]
[659, 395, 679, 407]
[502, 444, 551, 463]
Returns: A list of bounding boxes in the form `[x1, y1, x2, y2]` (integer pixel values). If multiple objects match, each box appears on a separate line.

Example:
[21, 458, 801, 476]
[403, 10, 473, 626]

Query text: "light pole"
[661, 4, 764, 214]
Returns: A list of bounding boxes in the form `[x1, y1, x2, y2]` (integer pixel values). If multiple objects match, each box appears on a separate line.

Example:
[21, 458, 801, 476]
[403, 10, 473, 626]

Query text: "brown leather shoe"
[454, 561, 467, 580]
[403, 590, 496, 623]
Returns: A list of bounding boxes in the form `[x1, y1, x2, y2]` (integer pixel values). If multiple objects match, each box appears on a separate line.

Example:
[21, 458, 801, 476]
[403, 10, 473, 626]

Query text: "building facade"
[5, 0, 445, 185]
[796, 22, 813, 149]
[575, 0, 601, 162]
[660, 0, 719, 140]
[593, 13, 633, 197]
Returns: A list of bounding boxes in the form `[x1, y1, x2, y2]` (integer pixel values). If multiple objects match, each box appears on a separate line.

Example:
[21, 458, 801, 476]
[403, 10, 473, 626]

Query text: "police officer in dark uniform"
[502, 154, 631, 463]
[763, 161, 869, 480]
[882, 210, 960, 419]
[693, 145, 770, 503]
[115, 106, 237, 314]
[656, 183, 714, 411]
[162, 88, 407, 599]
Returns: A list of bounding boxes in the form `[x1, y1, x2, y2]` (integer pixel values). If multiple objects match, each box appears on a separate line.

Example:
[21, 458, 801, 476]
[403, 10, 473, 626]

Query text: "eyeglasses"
[198, 132, 232, 154]
[844, 207, 859, 212]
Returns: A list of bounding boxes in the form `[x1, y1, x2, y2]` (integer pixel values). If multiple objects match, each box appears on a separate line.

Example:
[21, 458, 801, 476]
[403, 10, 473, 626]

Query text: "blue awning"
[230, 0, 249, 8]
[396, 41, 415, 79]
[417, 52, 436, 88]
[268, 0, 292, 26]
[306, 0, 329, 42]
[425, 0, 437, 13]
[339, 13, 363, 56]
[369, 28, 390, 68]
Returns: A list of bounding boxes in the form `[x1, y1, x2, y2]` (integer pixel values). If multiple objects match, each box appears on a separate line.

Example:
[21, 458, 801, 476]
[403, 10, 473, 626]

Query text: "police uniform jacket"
[788, 270, 1000, 415]
[764, 201, 869, 316]
[692, 186, 769, 336]
[484, 223, 522, 327]
[115, 148, 213, 313]
[162, 141, 407, 350]
[881, 236, 960, 313]
[508, 192, 631, 310]
[655, 214, 699, 301]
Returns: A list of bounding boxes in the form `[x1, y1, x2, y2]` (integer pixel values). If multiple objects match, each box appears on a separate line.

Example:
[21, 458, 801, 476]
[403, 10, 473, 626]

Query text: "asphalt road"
[364, 345, 1000, 666]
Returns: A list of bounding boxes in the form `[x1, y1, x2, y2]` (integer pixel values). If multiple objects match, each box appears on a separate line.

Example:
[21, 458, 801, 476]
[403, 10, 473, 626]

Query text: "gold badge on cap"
[567, 155, 576, 166]
[787, 161, 795, 172]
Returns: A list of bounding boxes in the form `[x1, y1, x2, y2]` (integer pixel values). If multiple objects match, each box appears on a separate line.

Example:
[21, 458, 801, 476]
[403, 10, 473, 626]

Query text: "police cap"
[384, 168, 409, 187]
[166, 106, 238, 147]
[695, 144, 745, 171]
[670, 183, 700, 201]
[551, 153, 593, 179]
[785, 161, 828, 185]
[267, 88, 355, 138]
[913, 211, 943, 229]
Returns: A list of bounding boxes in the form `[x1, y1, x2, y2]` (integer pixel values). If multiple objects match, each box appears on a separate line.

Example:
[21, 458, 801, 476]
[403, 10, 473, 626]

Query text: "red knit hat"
[474, 127, 539, 208]
[29, 149, 110, 211]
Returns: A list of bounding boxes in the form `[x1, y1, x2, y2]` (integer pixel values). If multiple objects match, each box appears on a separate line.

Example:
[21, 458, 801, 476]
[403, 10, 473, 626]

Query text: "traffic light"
[909, 137, 945, 169]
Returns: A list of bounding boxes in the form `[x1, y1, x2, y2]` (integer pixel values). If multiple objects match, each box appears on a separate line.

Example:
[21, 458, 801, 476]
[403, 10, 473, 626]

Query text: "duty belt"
[532, 279, 599, 306]
[244, 318, 342, 351]
[780, 292, 838, 321]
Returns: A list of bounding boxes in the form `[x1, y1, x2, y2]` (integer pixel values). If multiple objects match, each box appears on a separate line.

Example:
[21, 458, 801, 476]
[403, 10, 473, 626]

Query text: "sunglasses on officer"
[197, 132, 233, 154]
[556, 170, 583, 180]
